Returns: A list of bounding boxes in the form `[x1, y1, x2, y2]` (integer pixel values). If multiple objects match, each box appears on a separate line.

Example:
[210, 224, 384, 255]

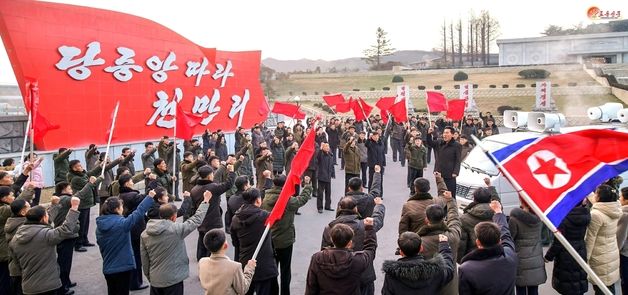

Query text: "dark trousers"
[368, 166, 384, 198]
[246, 278, 279, 295]
[339, 149, 344, 169]
[104, 270, 131, 295]
[275, 245, 293, 295]
[360, 162, 368, 186]
[345, 173, 359, 192]
[1, 261, 10, 295]
[31, 289, 62, 295]
[515, 286, 539, 295]
[391, 138, 405, 165]
[129, 235, 143, 289]
[273, 169, 283, 176]
[360, 281, 374, 295]
[426, 146, 433, 163]
[149, 281, 183, 295]
[407, 167, 423, 194]
[303, 170, 317, 196]
[593, 284, 615, 295]
[9, 276, 22, 295]
[622, 254, 628, 295]
[330, 146, 338, 164]
[77, 208, 90, 246]
[443, 177, 457, 198]
[32, 188, 42, 206]
[197, 231, 209, 261]
[56, 238, 75, 291]
[317, 180, 331, 210]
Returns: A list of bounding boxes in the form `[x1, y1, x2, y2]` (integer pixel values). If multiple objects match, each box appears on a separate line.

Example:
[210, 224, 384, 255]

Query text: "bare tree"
[457, 19, 463, 65]
[480, 10, 488, 65]
[363, 27, 395, 70]
[442, 19, 448, 62]
[450, 22, 455, 66]
[486, 13, 500, 65]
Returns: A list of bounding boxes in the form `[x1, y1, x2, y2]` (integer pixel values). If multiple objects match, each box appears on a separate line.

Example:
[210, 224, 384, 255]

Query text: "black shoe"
[83, 242, 95, 247]
[69, 282, 77, 288]
[175, 198, 182, 202]
[74, 247, 87, 252]
[64, 290, 75, 295]
[324, 208, 334, 212]
[318, 209, 323, 214]
[295, 212, 301, 215]
[130, 285, 149, 291]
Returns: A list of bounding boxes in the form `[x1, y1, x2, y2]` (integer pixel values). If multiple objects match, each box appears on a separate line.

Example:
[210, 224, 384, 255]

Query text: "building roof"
[497, 31, 628, 44]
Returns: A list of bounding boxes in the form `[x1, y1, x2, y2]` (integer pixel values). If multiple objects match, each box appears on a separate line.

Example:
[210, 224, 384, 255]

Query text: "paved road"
[69, 147, 613, 294]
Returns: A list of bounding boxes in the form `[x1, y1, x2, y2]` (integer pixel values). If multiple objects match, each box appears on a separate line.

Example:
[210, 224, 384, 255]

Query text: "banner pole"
[471, 135, 613, 295]
[173, 101, 177, 197]
[99, 101, 120, 190]
[18, 113, 31, 169]
[358, 100, 372, 130]
[252, 225, 271, 261]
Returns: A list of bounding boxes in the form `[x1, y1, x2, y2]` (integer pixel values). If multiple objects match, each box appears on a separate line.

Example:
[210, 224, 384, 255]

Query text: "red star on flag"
[533, 157, 568, 185]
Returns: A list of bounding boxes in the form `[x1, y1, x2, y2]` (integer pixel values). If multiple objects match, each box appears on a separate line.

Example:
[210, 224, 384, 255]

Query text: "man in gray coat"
[9, 197, 81, 295]
[140, 190, 212, 295]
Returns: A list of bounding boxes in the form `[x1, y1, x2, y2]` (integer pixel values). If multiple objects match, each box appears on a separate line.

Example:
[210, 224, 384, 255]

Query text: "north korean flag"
[492, 129, 628, 227]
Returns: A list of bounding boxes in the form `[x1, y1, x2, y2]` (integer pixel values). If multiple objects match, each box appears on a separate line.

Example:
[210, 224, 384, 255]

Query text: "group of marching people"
[0, 111, 627, 295]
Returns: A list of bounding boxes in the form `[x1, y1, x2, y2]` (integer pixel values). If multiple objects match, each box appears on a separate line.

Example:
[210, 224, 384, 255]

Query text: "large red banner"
[0, 0, 267, 150]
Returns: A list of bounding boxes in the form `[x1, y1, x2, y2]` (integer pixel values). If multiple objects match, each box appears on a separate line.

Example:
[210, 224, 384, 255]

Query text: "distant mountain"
[262, 50, 442, 73]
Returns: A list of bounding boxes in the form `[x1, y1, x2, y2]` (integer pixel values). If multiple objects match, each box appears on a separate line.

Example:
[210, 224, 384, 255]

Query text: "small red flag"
[272, 102, 306, 119]
[376, 97, 396, 124]
[176, 103, 203, 141]
[335, 97, 355, 113]
[446, 99, 467, 121]
[389, 99, 408, 123]
[265, 121, 318, 227]
[353, 97, 373, 121]
[258, 96, 271, 117]
[24, 78, 60, 146]
[426, 91, 448, 112]
[322, 93, 345, 107]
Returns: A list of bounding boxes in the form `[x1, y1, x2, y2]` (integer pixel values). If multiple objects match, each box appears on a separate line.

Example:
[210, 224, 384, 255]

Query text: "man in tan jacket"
[199, 229, 256, 295]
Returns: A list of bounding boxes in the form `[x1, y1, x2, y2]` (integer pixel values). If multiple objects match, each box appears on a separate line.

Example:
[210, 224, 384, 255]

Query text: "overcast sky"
[0, 0, 625, 83]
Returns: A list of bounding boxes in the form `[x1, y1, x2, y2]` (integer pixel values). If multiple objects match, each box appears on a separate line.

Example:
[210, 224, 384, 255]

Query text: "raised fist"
[490, 200, 502, 214]
[203, 190, 213, 202]
[303, 176, 311, 184]
[89, 176, 97, 184]
[442, 191, 452, 201]
[70, 197, 81, 209]
[438, 234, 448, 242]
[50, 196, 61, 205]
[148, 190, 156, 197]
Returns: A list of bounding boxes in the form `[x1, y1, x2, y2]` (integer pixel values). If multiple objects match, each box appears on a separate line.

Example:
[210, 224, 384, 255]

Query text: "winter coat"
[545, 205, 591, 295]
[94, 158, 123, 197]
[274, 126, 287, 140]
[405, 144, 427, 170]
[426, 135, 461, 179]
[461, 123, 477, 137]
[153, 168, 173, 195]
[96, 197, 154, 275]
[339, 171, 381, 218]
[356, 139, 368, 163]
[382, 241, 455, 295]
[67, 164, 109, 209]
[180, 159, 199, 194]
[235, 144, 254, 180]
[365, 138, 386, 167]
[316, 151, 335, 183]
[141, 148, 157, 170]
[617, 205, 628, 257]
[226, 190, 246, 234]
[255, 154, 273, 189]
[326, 127, 340, 148]
[343, 143, 361, 175]
[585, 201, 622, 286]
[261, 184, 312, 249]
[190, 173, 235, 233]
[0, 178, 31, 263]
[458, 202, 494, 262]
[119, 152, 136, 175]
[216, 142, 228, 161]
[305, 225, 377, 295]
[508, 207, 547, 287]
[119, 187, 148, 240]
[85, 147, 99, 171]
[270, 141, 285, 172]
[53, 149, 72, 183]
[399, 176, 447, 234]
[199, 253, 255, 295]
[140, 202, 208, 288]
[9, 210, 79, 294]
[458, 213, 517, 295]
[4, 216, 25, 276]
[252, 131, 265, 150]
[230, 204, 278, 282]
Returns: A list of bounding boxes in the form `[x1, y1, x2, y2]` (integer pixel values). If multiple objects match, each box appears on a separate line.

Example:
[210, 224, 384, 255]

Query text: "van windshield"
[463, 140, 508, 176]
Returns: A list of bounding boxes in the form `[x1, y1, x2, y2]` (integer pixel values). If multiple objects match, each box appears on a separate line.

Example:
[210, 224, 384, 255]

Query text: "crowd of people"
[0, 111, 626, 295]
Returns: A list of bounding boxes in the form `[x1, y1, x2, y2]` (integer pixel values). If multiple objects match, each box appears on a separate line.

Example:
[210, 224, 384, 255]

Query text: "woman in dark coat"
[214, 134, 228, 161]
[544, 203, 591, 295]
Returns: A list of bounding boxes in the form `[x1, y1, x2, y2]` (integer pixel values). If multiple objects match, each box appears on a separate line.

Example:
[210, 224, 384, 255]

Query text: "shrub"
[497, 105, 522, 115]
[370, 87, 375, 91]
[531, 83, 536, 87]
[473, 84, 479, 89]
[516, 84, 525, 88]
[518, 69, 551, 79]
[418, 85, 426, 90]
[302, 91, 307, 96]
[313, 102, 322, 107]
[489, 85, 496, 88]
[502, 84, 509, 88]
[454, 85, 460, 89]
[434, 85, 442, 90]
[383, 87, 391, 91]
[568, 82, 577, 86]
[453, 71, 468, 81]
[314, 91, 319, 95]
[324, 91, 330, 95]
[352, 89, 360, 91]
[552, 84, 559, 87]
[392, 75, 404, 83]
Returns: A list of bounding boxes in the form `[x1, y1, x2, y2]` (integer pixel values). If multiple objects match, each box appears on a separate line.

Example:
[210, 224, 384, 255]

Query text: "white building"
[497, 31, 628, 66]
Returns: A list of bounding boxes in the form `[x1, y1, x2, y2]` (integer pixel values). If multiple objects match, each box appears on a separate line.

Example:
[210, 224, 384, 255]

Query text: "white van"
[456, 125, 628, 214]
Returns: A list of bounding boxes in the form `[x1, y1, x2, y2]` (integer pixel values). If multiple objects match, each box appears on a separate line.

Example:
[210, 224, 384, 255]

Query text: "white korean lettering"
[229, 89, 249, 127]
[55, 41, 106, 81]
[147, 88, 183, 128]
[192, 89, 221, 125]
[185, 57, 210, 87]
[104, 47, 144, 82]
[212, 60, 234, 88]
[146, 52, 179, 83]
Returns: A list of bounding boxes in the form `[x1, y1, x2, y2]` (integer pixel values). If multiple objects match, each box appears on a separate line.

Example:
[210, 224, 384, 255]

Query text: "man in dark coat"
[306, 221, 377, 295]
[316, 143, 335, 213]
[340, 165, 381, 219]
[231, 188, 279, 295]
[190, 165, 235, 261]
[226, 176, 251, 256]
[458, 200, 517, 295]
[426, 126, 461, 198]
[303, 139, 319, 196]
[389, 122, 406, 166]
[382, 232, 455, 294]
[365, 132, 385, 197]
[326, 122, 340, 165]
[53, 148, 73, 184]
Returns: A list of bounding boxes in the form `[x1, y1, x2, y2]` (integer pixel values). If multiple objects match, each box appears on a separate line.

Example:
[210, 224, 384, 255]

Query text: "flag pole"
[470, 135, 613, 295]
[252, 225, 271, 260]
[357, 100, 373, 130]
[172, 101, 177, 197]
[18, 113, 31, 169]
[99, 101, 120, 190]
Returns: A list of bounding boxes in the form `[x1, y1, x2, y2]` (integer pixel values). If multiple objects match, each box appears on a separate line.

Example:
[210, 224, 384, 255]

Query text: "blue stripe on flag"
[546, 159, 628, 227]
[492, 138, 537, 163]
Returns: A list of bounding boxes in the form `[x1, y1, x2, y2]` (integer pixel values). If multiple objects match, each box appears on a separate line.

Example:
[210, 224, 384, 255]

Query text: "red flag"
[322, 93, 345, 107]
[265, 121, 318, 227]
[335, 97, 355, 113]
[353, 97, 373, 121]
[389, 99, 408, 123]
[24, 78, 60, 146]
[259, 96, 271, 117]
[426, 91, 448, 112]
[272, 102, 306, 119]
[446, 99, 467, 121]
[376, 97, 396, 123]
[176, 103, 203, 141]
